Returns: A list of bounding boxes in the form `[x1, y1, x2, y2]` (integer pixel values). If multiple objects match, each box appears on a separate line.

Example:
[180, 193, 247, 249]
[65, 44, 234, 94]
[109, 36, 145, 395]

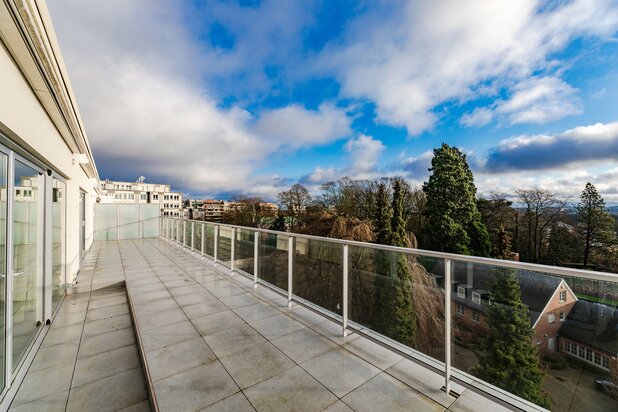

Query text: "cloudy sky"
[49, 0, 618, 202]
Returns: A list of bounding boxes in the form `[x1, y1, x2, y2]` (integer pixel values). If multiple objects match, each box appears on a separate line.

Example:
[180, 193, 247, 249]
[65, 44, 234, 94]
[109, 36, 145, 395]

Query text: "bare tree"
[277, 184, 311, 232]
[515, 189, 567, 262]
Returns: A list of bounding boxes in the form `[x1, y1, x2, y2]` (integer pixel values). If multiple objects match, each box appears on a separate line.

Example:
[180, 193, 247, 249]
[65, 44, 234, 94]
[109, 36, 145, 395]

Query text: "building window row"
[564, 341, 609, 370]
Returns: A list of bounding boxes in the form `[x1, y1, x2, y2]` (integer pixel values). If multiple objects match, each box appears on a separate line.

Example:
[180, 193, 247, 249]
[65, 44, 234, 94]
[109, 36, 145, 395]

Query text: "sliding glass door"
[11, 159, 43, 369]
[0, 151, 7, 389]
[51, 179, 66, 311]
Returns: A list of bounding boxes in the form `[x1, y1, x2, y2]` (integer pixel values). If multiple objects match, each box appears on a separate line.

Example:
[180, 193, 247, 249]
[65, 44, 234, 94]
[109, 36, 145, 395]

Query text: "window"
[472, 311, 480, 322]
[115, 193, 121, 199]
[602, 356, 609, 369]
[559, 290, 566, 302]
[548, 337, 555, 351]
[128, 193, 134, 200]
[585, 348, 593, 362]
[594, 352, 602, 366]
[457, 286, 466, 298]
[140, 194, 147, 200]
[578, 345, 585, 358]
[559, 311, 565, 321]
[457, 305, 464, 315]
[548, 313, 555, 324]
[472, 292, 481, 305]
[153, 194, 158, 200]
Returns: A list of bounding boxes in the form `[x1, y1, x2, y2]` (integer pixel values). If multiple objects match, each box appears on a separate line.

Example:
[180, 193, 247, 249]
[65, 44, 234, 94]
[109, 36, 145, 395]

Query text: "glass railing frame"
[159, 216, 618, 412]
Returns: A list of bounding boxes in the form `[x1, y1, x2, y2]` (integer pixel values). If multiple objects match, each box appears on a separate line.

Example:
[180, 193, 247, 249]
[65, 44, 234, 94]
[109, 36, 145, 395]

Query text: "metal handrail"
[161, 215, 617, 412]
[165, 216, 618, 283]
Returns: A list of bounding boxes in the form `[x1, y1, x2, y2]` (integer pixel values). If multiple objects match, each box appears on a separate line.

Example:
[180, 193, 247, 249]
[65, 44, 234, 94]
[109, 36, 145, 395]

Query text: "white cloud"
[320, 0, 618, 134]
[252, 104, 351, 149]
[49, 0, 350, 196]
[345, 135, 385, 173]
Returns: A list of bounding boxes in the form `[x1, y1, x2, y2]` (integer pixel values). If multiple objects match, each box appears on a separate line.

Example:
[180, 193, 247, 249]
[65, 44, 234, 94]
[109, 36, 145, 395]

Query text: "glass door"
[0, 151, 7, 389]
[51, 179, 66, 311]
[79, 191, 85, 258]
[11, 159, 43, 369]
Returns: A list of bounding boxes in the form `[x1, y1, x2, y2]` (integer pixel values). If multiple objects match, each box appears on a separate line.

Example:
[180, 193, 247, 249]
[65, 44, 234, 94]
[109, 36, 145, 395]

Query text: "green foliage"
[390, 178, 408, 247]
[422, 143, 491, 256]
[494, 225, 512, 259]
[474, 269, 551, 409]
[576, 182, 617, 268]
[373, 183, 392, 245]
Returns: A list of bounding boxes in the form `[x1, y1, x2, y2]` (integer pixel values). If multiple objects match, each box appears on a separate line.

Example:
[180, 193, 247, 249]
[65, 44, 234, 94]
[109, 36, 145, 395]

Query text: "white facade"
[99, 179, 183, 217]
[0, 0, 99, 401]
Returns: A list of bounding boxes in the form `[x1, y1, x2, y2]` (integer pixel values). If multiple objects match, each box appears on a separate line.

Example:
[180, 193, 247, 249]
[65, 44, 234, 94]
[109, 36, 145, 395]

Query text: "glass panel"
[0, 152, 7, 388]
[449, 261, 618, 410]
[217, 226, 232, 266]
[118, 205, 139, 239]
[193, 222, 203, 253]
[185, 221, 193, 248]
[141, 205, 160, 238]
[204, 224, 215, 257]
[257, 232, 288, 290]
[349, 246, 444, 360]
[12, 159, 43, 369]
[94, 204, 117, 241]
[234, 228, 254, 275]
[294, 238, 342, 315]
[51, 179, 66, 311]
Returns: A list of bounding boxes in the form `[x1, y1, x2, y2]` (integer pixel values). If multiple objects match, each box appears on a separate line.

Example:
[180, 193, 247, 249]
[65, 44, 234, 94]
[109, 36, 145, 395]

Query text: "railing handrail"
[166, 216, 618, 283]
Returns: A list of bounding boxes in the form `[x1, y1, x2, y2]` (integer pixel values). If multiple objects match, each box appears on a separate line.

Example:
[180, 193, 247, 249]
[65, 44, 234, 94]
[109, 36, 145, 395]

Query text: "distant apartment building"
[99, 178, 183, 217]
[190, 199, 278, 222]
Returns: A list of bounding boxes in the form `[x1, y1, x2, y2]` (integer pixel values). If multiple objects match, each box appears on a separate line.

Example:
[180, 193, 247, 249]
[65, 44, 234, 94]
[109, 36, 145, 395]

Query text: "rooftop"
[10, 238, 508, 412]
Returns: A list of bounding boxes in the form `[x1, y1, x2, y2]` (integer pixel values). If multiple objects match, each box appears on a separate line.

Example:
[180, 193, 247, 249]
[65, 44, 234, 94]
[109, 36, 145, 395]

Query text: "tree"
[373, 183, 392, 245]
[516, 189, 567, 263]
[422, 143, 491, 256]
[494, 225, 512, 260]
[474, 269, 551, 409]
[576, 183, 616, 268]
[277, 184, 311, 232]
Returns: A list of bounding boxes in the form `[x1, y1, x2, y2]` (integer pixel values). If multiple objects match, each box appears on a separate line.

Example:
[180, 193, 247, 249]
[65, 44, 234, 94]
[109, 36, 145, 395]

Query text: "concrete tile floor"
[11, 238, 512, 411]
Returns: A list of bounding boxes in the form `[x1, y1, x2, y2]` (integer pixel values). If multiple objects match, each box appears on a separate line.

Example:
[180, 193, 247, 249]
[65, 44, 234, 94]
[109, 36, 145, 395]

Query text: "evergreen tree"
[422, 143, 491, 256]
[576, 183, 616, 268]
[373, 183, 392, 244]
[390, 178, 407, 247]
[474, 269, 551, 409]
[494, 225, 512, 260]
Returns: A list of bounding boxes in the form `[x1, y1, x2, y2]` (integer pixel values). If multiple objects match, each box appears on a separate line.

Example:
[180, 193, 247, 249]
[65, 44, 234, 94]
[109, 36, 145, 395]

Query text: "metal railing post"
[183, 220, 187, 247]
[230, 227, 236, 275]
[191, 221, 195, 251]
[201, 223, 205, 257]
[288, 236, 293, 307]
[254, 231, 259, 289]
[214, 225, 219, 263]
[176, 219, 180, 244]
[342, 244, 349, 337]
[444, 258, 452, 395]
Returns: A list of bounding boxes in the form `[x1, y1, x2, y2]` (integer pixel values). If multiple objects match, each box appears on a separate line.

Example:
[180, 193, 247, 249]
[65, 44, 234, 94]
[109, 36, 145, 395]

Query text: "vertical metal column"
[191, 221, 195, 251]
[230, 227, 236, 275]
[342, 244, 349, 337]
[201, 223, 205, 257]
[214, 225, 219, 263]
[444, 258, 452, 395]
[176, 219, 180, 244]
[253, 231, 259, 289]
[288, 236, 293, 307]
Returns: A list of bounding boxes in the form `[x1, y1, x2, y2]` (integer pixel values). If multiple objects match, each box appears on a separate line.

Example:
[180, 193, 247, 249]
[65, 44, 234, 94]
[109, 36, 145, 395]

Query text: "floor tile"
[72, 345, 141, 388]
[66, 368, 148, 412]
[77, 327, 135, 359]
[182, 301, 228, 319]
[249, 313, 305, 339]
[204, 323, 267, 358]
[9, 390, 69, 412]
[342, 372, 444, 412]
[11, 362, 74, 406]
[342, 336, 403, 370]
[140, 319, 200, 353]
[219, 342, 294, 389]
[200, 392, 255, 412]
[244, 366, 337, 412]
[271, 328, 338, 363]
[137, 308, 188, 331]
[153, 362, 238, 411]
[83, 314, 132, 337]
[146, 337, 217, 381]
[300, 349, 380, 397]
[30, 341, 79, 372]
[86, 303, 130, 321]
[233, 302, 281, 323]
[193, 311, 246, 335]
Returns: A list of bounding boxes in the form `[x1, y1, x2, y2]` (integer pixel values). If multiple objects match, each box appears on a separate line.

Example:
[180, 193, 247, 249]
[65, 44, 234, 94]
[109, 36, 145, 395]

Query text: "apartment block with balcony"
[100, 178, 183, 217]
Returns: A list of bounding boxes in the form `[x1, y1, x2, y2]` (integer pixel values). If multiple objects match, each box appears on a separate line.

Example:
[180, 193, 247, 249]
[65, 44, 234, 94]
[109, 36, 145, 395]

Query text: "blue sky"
[49, 0, 618, 202]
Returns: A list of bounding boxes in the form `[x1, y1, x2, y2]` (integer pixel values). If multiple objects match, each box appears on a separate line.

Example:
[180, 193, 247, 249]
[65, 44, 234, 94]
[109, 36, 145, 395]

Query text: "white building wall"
[0, 11, 98, 282]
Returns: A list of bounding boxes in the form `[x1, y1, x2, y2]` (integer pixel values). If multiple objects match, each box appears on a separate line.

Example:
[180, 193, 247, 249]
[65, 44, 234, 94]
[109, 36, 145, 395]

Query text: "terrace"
[7, 213, 617, 411]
